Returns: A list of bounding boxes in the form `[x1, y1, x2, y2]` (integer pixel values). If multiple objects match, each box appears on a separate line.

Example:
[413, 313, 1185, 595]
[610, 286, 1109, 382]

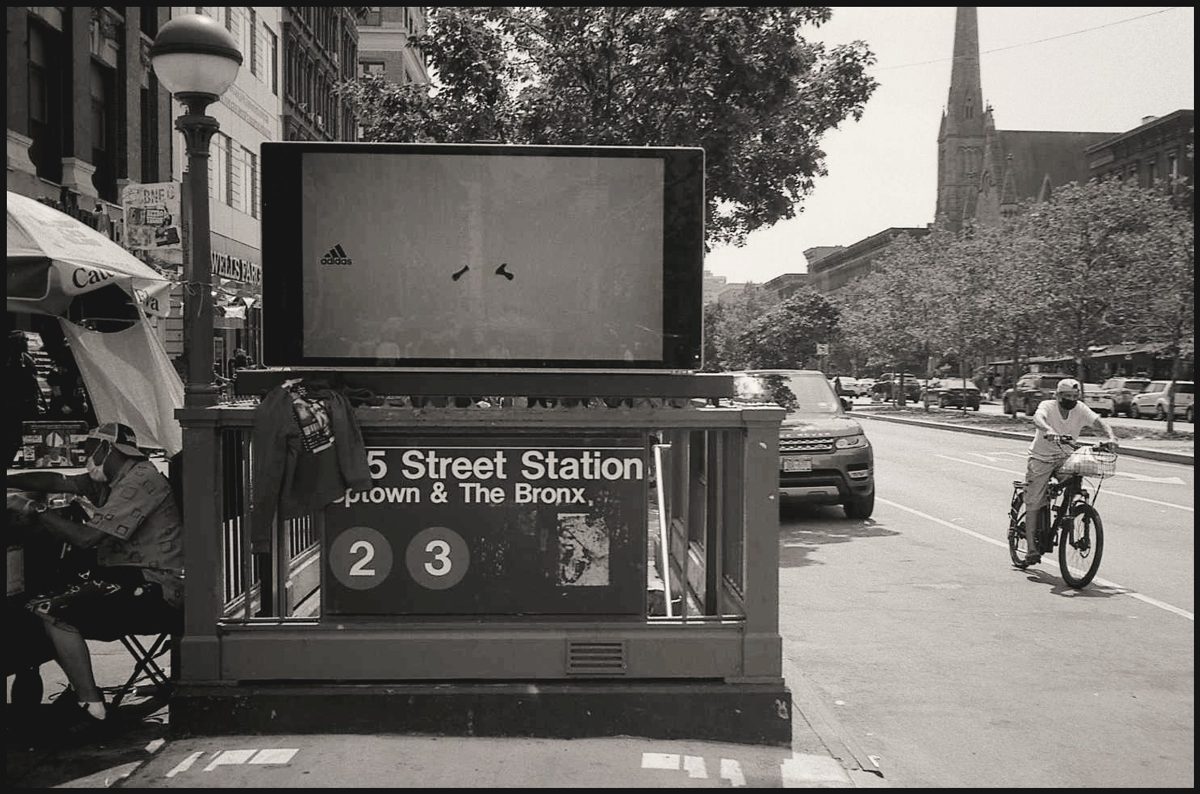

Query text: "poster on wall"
[323, 435, 649, 617]
[122, 182, 183, 269]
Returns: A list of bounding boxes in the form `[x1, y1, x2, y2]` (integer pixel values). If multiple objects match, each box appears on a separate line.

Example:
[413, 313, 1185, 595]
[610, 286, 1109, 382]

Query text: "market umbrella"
[7, 190, 182, 454]
[6, 190, 171, 318]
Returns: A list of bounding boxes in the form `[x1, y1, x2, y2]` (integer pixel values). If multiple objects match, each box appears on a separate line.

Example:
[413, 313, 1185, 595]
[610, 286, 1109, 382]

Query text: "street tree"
[1122, 202, 1194, 431]
[737, 288, 840, 369]
[342, 6, 878, 247]
[835, 235, 941, 406]
[1022, 180, 1172, 383]
[702, 283, 780, 371]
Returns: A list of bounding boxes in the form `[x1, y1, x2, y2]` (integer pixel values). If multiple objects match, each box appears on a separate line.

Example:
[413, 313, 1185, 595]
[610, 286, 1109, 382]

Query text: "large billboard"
[262, 143, 705, 370]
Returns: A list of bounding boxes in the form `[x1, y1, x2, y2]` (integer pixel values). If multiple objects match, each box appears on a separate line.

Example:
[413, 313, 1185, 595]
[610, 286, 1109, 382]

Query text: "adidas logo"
[320, 244, 353, 266]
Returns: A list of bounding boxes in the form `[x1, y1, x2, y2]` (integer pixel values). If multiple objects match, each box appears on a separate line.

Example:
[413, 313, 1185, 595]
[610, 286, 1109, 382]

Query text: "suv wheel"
[938, 396, 948, 408]
[1130, 403, 1141, 420]
[1155, 405, 1167, 421]
[844, 490, 875, 520]
[1024, 398, 1039, 416]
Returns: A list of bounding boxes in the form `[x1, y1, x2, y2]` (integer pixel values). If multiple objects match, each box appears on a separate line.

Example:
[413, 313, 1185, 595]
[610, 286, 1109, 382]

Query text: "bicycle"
[1007, 437, 1118, 589]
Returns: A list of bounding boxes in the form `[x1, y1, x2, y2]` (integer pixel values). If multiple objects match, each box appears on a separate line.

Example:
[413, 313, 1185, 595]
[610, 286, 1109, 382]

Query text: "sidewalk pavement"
[7, 641, 885, 788]
[851, 403, 1194, 466]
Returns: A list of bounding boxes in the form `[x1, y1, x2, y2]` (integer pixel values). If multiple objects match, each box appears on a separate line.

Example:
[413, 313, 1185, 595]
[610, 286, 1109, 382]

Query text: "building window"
[267, 26, 279, 95]
[28, 20, 64, 183]
[225, 134, 240, 210]
[361, 60, 385, 77]
[91, 62, 118, 202]
[1147, 159, 1157, 186]
[364, 7, 382, 26]
[1167, 152, 1179, 181]
[244, 148, 259, 219]
[140, 81, 159, 183]
[248, 8, 259, 77]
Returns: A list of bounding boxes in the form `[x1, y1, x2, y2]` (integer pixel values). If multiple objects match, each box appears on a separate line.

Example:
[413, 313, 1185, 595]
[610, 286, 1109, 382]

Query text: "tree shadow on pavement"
[779, 503, 900, 569]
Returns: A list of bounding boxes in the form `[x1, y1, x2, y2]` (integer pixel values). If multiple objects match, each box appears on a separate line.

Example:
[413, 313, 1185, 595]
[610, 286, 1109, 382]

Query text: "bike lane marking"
[935, 454, 1193, 512]
[877, 495, 1194, 622]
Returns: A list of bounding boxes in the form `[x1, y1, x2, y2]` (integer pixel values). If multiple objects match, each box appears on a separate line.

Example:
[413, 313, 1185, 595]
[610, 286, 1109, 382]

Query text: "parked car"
[1079, 383, 1115, 417]
[922, 378, 982, 410]
[829, 375, 859, 397]
[1001, 372, 1075, 417]
[732, 370, 875, 518]
[1098, 376, 1151, 417]
[870, 372, 921, 403]
[854, 377, 876, 397]
[1130, 380, 1195, 422]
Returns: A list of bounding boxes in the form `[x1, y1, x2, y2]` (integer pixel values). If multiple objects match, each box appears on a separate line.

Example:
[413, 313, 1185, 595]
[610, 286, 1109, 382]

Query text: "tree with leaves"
[737, 288, 840, 369]
[1122, 201, 1194, 431]
[701, 283, 780, 371]
[1024, 180, 1183, 384]
[342, 6, 877, 247]
[834, 235, 942, 406]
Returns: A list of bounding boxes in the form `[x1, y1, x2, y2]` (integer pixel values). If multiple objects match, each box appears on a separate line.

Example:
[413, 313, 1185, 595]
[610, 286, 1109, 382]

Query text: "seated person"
[7, 422, 183, 726]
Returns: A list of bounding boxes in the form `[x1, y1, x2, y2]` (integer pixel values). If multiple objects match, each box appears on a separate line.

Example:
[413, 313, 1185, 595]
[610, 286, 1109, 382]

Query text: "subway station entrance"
[170, 142, 791, 745]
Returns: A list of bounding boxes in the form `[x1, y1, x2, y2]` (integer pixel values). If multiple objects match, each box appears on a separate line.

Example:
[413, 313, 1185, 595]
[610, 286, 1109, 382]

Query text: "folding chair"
[110, 608, 183, 708]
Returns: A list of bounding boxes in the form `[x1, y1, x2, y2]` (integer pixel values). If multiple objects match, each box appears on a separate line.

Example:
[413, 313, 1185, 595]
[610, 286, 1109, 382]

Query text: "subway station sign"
[323, 436, 648, 616]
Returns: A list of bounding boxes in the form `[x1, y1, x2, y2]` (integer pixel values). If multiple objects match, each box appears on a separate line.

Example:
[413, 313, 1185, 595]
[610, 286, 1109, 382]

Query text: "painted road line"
[878, 496, 1194, 622]
[203, 749, 258, 772]
[641, 753, 680, 770]
[682, 755, 708, 779]
[720, 758, 747, 787]
[249, 748, 299, 764]
[165, 751, 204, 778]
[935, 454, 1194, 512]
[145, 738, 165, 754]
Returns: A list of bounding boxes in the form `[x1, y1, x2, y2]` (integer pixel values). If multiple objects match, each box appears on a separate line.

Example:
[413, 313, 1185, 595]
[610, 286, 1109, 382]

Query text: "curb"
[853, 412, 1194, 466]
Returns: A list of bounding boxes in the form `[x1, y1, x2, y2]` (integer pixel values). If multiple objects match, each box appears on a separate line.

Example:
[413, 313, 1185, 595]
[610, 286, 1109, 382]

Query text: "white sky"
[704, 6, 1196, 285]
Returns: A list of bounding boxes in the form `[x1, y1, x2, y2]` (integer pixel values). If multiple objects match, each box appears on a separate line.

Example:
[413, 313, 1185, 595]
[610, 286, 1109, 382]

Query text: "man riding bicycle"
[1024, 378, 1118, 564]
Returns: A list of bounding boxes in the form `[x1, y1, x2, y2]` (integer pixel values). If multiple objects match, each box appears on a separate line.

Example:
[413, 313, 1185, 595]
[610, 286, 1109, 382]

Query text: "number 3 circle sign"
[405, 526, 470, 590]
[329, 526, 394, 590]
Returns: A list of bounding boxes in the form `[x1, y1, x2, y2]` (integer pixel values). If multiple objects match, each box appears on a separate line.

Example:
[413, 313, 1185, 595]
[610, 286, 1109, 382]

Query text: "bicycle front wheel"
[1059, 503, 1104, 588]
[1008, 491, 1030, 569]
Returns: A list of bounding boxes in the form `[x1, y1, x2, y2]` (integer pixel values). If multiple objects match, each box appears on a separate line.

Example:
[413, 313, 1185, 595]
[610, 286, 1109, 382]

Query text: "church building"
[934, 7, 1116, 230]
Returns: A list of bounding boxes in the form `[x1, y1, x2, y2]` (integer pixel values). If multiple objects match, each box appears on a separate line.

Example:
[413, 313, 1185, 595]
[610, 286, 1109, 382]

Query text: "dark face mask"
[1058, 398, 1077, 410]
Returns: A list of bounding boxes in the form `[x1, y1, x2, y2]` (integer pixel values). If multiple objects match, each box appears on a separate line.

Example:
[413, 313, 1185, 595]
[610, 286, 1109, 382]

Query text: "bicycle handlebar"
[1048, 435, 1118, 453]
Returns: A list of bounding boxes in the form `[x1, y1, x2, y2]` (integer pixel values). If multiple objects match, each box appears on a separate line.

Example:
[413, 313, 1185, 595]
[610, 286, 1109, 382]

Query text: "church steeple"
[935, 7, 988, 232]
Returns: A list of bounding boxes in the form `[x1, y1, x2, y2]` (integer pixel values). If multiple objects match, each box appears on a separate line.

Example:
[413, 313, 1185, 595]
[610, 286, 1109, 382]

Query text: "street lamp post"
[149, 14, 242, 408]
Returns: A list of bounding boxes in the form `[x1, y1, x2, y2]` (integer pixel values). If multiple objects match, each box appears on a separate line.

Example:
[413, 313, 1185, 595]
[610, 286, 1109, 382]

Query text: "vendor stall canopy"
[7, 191, 171, 319]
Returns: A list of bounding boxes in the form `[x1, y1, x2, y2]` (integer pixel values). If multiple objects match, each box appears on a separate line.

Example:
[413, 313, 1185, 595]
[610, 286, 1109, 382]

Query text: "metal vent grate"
[566, 641, 627, 676]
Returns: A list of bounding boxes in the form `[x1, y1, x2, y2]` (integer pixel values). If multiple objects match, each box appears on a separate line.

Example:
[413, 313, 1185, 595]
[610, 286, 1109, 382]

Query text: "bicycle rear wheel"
[1059, 503, 1104, 588]
[1008, 489, 1030, 568]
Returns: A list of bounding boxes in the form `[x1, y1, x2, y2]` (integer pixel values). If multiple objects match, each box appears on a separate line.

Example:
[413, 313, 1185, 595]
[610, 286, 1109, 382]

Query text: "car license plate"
[782, 457, 812, 473]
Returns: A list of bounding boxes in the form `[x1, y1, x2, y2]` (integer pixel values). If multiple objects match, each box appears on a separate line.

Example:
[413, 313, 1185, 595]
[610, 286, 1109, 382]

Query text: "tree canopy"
[342, 6, 877, 247]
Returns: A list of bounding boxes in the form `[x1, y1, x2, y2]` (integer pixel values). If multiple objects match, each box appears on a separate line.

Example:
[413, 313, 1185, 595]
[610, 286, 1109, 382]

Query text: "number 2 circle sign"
[329, 526, 394, 590]
[405, 526, 470, 590]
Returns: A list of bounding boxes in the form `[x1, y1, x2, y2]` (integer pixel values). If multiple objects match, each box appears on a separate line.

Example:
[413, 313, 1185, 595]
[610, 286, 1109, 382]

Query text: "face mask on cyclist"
[1058, 397, 1077, 409]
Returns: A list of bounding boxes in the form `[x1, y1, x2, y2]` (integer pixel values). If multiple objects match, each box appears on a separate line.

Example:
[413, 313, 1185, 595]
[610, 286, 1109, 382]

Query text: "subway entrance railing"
[173, 372, 790, 744]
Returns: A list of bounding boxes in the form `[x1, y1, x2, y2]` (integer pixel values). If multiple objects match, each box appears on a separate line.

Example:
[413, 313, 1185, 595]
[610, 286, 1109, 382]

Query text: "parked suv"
[1130, 380, 1195, 422]
[1002, 372, 1074, 417]
[733, 370, 875, 519]
[1099, 376, 1151, 417]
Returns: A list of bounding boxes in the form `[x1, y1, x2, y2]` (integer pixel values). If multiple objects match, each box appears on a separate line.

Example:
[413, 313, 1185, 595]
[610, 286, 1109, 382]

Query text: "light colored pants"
[1024, 456, 1065, 552]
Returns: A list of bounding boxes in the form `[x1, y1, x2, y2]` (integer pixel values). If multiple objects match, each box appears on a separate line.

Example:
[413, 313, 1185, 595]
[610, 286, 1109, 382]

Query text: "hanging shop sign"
[211, 251, 262, 286]
[324, 436, 648, 617]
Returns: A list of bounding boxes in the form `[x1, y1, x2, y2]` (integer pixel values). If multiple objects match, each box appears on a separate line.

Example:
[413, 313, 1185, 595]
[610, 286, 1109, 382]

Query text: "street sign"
[816, 343, 830, 356]
[323, 435, 648, 616]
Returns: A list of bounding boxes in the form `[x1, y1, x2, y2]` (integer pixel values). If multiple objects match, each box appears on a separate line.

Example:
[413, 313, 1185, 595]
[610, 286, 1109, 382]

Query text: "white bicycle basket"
[1059, 446, 1117, 478]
